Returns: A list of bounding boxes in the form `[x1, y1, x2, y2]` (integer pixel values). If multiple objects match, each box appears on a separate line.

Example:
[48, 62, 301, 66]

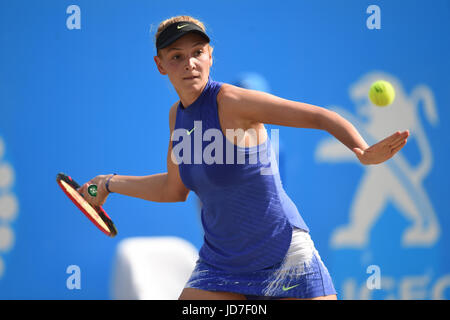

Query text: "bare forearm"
[319, 109, 369, 151]
[107, 173, 182, 203]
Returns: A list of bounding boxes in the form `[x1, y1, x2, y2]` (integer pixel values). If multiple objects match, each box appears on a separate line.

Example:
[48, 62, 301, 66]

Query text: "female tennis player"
[78, 16, 409, 300]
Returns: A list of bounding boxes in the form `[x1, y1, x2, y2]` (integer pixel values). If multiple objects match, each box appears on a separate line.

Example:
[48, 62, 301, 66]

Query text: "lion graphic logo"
[315, 72, 440, 248]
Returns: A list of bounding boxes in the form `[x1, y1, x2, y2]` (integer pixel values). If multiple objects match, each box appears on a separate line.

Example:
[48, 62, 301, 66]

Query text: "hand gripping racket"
[56, 173, 118, 237]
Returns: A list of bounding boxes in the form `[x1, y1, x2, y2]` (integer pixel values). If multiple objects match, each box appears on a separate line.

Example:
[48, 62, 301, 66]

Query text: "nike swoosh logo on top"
[177, 24, 189, 29]
[187, 127, 195, 135]
[282, 284, 300, 291]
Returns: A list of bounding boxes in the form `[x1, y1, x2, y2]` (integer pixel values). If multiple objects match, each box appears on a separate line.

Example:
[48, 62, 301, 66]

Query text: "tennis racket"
[56, 172, 118, 237]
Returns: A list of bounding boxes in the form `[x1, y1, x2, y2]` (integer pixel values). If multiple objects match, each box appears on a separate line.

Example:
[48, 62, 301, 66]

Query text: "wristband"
[105, 173, 117, 193]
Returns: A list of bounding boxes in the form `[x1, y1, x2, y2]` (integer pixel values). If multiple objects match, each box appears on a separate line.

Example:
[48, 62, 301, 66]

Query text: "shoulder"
[217, 83, 267, 120]
[217, 83, 242, 117]
[217, 83, 246, 104]
[216, 83, 261, 127]
[216, 83, 250, 118]
[217, 82, 271, 109]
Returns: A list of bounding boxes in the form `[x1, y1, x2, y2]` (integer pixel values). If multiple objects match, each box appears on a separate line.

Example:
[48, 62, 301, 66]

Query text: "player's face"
[155, 33, 212, 93]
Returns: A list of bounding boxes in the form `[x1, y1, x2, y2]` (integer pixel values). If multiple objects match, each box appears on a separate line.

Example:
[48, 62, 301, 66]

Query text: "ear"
[154, 55, 167, 75]
[209, 46, 214, 67]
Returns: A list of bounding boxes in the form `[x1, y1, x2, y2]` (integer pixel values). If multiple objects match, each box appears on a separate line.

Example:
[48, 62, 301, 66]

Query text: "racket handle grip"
[106, 173, 117, 193]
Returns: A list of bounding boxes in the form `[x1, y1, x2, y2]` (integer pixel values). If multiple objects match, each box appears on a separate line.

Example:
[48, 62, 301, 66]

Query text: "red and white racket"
[56, 172, 118, 237]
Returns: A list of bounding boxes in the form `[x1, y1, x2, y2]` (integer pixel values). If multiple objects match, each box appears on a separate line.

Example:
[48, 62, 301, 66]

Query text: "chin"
[183, 77, 206, 90]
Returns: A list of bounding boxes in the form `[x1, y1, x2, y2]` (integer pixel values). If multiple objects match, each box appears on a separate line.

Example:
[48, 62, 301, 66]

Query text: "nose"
[185, 57, 196, 71]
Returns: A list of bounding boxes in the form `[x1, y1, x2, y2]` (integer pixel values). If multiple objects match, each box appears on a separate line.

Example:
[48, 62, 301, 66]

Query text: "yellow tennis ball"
[369, 80, 396, 107]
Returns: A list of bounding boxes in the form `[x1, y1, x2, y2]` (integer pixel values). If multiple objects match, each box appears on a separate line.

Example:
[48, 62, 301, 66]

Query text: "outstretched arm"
[218, 84, 409, 165]
[319, 110, 409, 165]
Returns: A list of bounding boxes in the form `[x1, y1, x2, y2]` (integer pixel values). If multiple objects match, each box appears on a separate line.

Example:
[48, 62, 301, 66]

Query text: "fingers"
[77, 182, 101, 205]
[390, 130, 409, 150]
[76, 176, 109, 207]
[396, 131, 409, 143]
[379, 131, 409, 152]
[77, 183, 87, 198]
[391, 136, 408, 149]
[382, 131, 400, 144]
[386, 130, 409, 145]
[396, 130, 409, 140]
[391, 139, 407, 155]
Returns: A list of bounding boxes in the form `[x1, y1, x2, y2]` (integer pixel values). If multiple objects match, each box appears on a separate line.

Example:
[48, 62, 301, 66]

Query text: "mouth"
[183, 75, 200, 80]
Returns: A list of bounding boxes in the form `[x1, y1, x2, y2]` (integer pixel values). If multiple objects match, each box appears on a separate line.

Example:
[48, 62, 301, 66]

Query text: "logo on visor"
[177, 24, 189, 30]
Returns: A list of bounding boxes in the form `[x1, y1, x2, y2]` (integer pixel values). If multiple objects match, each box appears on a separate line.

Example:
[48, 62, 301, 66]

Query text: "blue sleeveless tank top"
[172, 77, 309, 272]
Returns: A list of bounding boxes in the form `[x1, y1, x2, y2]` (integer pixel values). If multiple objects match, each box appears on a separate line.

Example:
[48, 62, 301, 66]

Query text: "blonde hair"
[155, 15, 213, 56]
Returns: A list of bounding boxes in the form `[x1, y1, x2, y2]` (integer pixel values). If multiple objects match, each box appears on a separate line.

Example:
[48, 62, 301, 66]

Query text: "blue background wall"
[0, 0, 449, 299]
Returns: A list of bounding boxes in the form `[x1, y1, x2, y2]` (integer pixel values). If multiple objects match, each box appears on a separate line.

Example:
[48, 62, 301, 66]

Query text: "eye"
[172, 54, 180, 60]
[195, 49, 203, 56]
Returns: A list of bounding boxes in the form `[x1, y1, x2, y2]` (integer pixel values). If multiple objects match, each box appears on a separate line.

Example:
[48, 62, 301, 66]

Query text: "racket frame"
[56, 173, 118, 237]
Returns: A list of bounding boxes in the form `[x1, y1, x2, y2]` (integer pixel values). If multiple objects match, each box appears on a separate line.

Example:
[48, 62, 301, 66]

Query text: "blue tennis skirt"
[184, 228, 337, 299]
